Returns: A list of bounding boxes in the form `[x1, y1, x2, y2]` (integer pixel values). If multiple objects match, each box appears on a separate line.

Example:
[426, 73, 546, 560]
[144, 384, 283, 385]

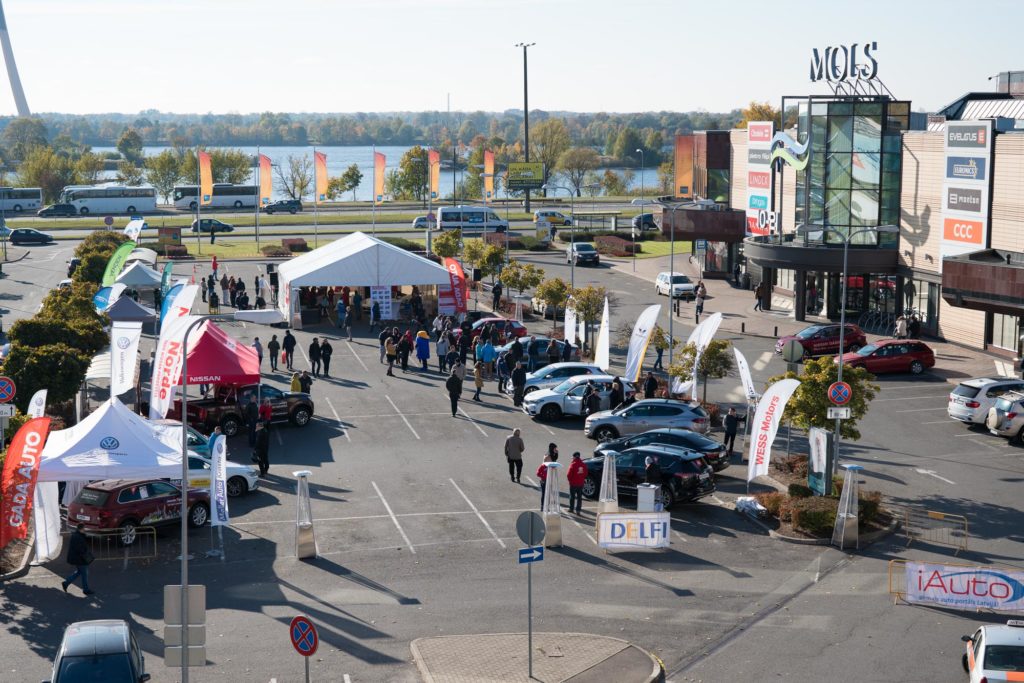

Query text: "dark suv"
[580, 444, 716, 508]
[191, 218, 234, 233]
[37, 203, 78, 217]
[594, 427, 730, 471]
[262, 199, 303, 214]
[46, 619, 150, 683]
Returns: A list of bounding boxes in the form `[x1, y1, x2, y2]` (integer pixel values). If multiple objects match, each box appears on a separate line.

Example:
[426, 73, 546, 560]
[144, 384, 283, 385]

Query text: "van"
[438, 205, 508, 234]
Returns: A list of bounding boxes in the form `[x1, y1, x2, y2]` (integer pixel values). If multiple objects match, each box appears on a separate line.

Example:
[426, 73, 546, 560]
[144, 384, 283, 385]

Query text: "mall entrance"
[798, 270, 897, 332]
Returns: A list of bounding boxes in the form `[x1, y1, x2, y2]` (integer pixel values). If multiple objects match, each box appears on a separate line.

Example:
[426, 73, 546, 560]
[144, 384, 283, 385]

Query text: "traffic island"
[411, 632, 663, 683]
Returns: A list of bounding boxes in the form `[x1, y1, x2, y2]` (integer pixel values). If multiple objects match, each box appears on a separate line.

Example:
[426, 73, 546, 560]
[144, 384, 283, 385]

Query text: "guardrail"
[892, 505, 969, 555]
[64, 527, 158, 566]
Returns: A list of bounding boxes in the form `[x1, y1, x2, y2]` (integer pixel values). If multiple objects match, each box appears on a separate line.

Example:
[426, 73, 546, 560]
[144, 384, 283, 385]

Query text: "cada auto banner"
[0, 417, 52, 549]
[906, 561, 1024, 613]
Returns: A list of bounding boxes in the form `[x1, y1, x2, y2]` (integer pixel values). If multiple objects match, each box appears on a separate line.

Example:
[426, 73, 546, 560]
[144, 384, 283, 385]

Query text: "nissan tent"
[183, 321, 260, 385]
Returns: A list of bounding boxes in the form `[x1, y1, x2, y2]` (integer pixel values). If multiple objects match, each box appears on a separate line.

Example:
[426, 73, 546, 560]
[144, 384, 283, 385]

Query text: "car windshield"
[552, 379, 578, 394]
[670, 275, 690, 284]
[984, 644, 1024, 671]
[796, 326, 826, 339]
[75, 488, 109, 506]
[57, 653, 134, 681]
[575, 244, 596, 252]
[855, 344, 878, 356]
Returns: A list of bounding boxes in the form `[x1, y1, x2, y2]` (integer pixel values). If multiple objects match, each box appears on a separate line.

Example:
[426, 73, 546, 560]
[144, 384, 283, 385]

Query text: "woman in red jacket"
[566, 452, 588, 515]
[258, 398, 273, 427]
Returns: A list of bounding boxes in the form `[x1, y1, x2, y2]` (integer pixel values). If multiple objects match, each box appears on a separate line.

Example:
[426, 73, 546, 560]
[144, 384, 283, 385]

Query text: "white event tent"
[115, 261, 163, 289]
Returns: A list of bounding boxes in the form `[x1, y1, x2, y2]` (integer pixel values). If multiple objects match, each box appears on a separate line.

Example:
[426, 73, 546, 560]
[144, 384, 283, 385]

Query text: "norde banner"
[149, 314, 198, 419]
[746, 378, 801, 482]
[0, 417, 52, 548]
[209, 434, 230, 527]
[110, 321, 143, 397]
[597, 512, 671, 549]
[905, 561, 1024, 613]
[624, 305, 661, 383]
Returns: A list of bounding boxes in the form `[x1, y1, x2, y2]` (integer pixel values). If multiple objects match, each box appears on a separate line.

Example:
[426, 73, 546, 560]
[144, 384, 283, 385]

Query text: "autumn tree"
[74, 152, 105, 184]
[462, 238, 504, 283]
[116, 128, 145, 164]
[145, 149, 184, 202]
[327, 163, 362, 201]
[571, 284, 607, 352]
[556, 147, 600, 196]
[432, 229, 461, 259]
[738, 101, 782, 129]
[275, 154, 312, 200]
[17, 147, 77, 202]
[116, 160, 144, 185]
[656, 161, 674, 194]
[611, 127, 644, 163]
[534, 277, 571, 332]
[530, 118, 570, 189]
[766, 357, 879, 440]
[500, 259, 544, 296]
[2, 117, 48, 161]
[396, 145, 429, 201]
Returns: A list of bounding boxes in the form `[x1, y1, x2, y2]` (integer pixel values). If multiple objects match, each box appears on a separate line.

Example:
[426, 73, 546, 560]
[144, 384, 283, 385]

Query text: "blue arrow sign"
[518, 546, 544, 564]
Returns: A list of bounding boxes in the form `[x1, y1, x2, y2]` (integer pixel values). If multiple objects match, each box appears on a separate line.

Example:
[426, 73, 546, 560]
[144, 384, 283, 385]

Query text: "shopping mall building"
[664, 65, 1024, 362]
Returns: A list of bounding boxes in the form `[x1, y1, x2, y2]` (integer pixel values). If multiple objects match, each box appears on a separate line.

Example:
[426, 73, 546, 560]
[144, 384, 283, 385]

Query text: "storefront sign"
[946, 187, 983, 213]
[810, 42, 878, 84]
[946, 156, 986, 181]
[905, 561, 1024, 612]
[597, 512, 671, 549]
[941, 119, 992, 266]
[745, 122, 775, 237]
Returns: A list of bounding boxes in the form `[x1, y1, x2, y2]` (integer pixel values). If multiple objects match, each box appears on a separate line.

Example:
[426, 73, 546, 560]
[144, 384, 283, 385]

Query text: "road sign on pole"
[0, 376, 17, 403]
[290, 615, 318, 683]
[827, 406, 851, 419]
[515, 511, 546, 680]
[518, 546, 544, 564]
[516, 511, 545, 546]
[781, 340, 804, 364]
[828, 381, 852, 406]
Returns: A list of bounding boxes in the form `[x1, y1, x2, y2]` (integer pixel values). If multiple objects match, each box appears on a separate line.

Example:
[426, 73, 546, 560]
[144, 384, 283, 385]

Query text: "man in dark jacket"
[584, 383, 602, 416]
[254, 422, 270, 476]
[723, 407, 745, 455]
[645, 455, 663, 485]
[62, 524, 94, 595]
[309, 337, 322, 377]
[511, 361, 527, 407]
[510, 337, 524, 365]
[561, 340, 573, 363]
[446, 369, 463, 417]
[320, 339, 333, 378]
[267, 335, 281, 372]
[283, 331, 297, 370]
[245, 395, 259, 446]
[299, 370, 313, 394]
[643, 371, 659, 399]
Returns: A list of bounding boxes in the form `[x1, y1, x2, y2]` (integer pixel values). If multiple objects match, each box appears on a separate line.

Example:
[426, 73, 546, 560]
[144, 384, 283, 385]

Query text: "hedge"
[594, 235, 640, 256]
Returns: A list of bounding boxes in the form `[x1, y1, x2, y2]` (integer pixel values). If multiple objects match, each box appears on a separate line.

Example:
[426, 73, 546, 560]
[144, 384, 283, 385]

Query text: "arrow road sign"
[518, 546, 544, 564]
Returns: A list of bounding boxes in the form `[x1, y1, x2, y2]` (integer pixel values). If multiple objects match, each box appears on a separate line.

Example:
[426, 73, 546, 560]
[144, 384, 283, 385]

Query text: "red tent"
[183, 321, 260, 384]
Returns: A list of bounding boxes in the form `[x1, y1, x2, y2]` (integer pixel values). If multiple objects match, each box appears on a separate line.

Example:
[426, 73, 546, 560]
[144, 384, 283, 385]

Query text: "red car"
[455, 317, 528, 344]
[68, 479, 210, 545]
[835, 339, 935, 375]
[775, 324, 866, 358]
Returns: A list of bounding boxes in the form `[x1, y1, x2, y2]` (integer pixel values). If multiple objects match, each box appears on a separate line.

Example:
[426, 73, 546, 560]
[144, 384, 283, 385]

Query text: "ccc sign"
[943, 217, 983, 244]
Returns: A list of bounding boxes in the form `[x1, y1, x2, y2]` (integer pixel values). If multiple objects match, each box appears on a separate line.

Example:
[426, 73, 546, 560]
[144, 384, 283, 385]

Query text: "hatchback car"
[496, 336, 581, 370]
[518, 361, 603, 396]
[775, 324, 866, 358]
[655, 272, 696, 299]
[46, 619, 150, 683]
[523, 374, 635, 421]
[986, 390, 1024, 442]
[580, 445, 716, 509]
[835, 339, 935, 375]
[262, 199, 302, 214]
[962, 619, 1024, 683]
[566, 242, 600, 266]
[10, 227, 54, 245]
[585, 398, 710, 441]
[190, 219, 234, 233]
[534, 210, 572, 226]
[68, 479, 210, 545]
[37, 203, 78, 217]
[949, 377, 1024, 425]
[631, 213, 658, 230]
[595, 427, 730, 471]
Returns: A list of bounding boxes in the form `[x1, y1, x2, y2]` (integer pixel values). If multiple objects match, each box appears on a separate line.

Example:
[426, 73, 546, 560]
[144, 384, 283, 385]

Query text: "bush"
[519, 236, 549, 251]
[281, 238, 308, 252]
[261, 245, 291, 257]
[594, 235, 640, 256]
[164, 245, 189, 258]
[379, 236, 420, 252]
[859, 490, 883, 528]
[789, 496, 839, 536]
[700, 401, 720, 426]
[775, 454, 809, 479]
[755, 491, 786, 518]
[788, 483, 813, 498]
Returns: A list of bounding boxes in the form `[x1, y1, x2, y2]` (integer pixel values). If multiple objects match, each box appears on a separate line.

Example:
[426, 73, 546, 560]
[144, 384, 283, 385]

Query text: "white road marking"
[385, 394, 420, 440]
[524, 475, 538, 487]
[298, 343, 309, 365]
[324, 396, 350, 442]
[449, 479, 506, 548]
[344, 340, 369, 373]
[895, 407, 947, 413]
[921, 420, 959, 425]
[344, 675, 352, 683]
[274, 429, 283, 446]
[752, 351, 773, 371]
[459, 407, 488, 436]
[672, 530, 689, 543]
[915, 468, 956, 485]
[566, 513, 597, 545]
[231, 507, 543, 527]
[372, 481, 416, 554]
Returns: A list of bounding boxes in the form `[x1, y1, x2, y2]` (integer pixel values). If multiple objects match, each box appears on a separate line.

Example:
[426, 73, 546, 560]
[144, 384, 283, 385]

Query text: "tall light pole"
[543, 183, 575, 287]
[634, 148, 644, 272]
[656, 200, 688, 368]
[514, 42, 535, 212]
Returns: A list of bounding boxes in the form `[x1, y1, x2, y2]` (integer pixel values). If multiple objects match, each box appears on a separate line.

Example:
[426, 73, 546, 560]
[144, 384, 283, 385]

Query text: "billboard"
[745, 121, 775, 236]
[507, 162, 545, 190]
[941, 120, 992, 267]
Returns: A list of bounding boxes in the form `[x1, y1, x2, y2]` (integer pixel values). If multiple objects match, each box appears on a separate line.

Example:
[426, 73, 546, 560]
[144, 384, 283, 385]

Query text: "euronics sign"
[597, 512, 671, 549]
[507, 162, 546, 190]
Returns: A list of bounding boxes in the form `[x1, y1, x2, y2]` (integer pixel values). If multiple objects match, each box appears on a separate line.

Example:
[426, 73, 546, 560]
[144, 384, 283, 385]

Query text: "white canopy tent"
[126, 247, 158, 266]
[115, 261, 163, 289]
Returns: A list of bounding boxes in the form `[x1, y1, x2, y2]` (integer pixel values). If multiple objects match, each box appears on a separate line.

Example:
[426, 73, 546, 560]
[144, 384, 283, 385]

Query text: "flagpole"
[371, 144, 377, 236]
[196, 147, 202, 257]
[254, 146, 261, 254]
[313, 146, 319, 249]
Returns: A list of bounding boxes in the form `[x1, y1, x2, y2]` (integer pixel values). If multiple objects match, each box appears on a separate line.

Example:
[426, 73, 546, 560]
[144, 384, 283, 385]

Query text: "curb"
[740, 506, 901, 546]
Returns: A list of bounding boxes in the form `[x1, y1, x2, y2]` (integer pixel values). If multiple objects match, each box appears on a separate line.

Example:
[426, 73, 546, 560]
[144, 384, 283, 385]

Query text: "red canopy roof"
[183, 322, 260, 385]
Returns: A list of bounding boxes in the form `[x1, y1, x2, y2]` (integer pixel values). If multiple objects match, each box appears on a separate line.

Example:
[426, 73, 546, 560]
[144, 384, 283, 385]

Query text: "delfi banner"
[259, 154, 273, 205]
[745, 121, 775, 237]
[101, 241, 137, 287]
[674, 135, 694, 198]
[624, 304, 661, 383]
[597, 512, 671, 549]
[733, 347, 757, 402]
[428, 150, 440, 199]
[483, 150, 494, 201]
[373, 151, 386, 204]
[149, 314, 199, 419]
[746, 378, 801, 482]
[209, 434, 230, 527]
[0, 417, 52, 548]
[905, 561, 1024, 613]
[110, 321, 143, 397]
[594, 298, 610, 372]
[198, 150, 213, 205]
[314, 150, 328, 204]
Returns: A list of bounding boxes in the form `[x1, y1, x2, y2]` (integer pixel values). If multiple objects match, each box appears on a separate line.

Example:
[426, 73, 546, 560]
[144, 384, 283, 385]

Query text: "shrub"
[754, 491, 786, 518]
[594, 235, 640, 256]
[281, 238, 308, 252]
[788, 483, 813, 498]
[775, 454, 809, 479]
[261, 245, 291, 257]
[519, 236, 549, 251]
[379, 236, 420, 252]
[789, 496, 839, 536]
[859, 490, 883, 528]
[701, 401, 720, 426]
[165, 245, 189, 258]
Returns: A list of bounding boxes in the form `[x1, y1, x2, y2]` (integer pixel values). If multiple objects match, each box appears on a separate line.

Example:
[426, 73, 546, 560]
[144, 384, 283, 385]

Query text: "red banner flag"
[198, 151, 213, 206]
[484, 150, 494, 202]
[374, 152, 386, 205]
[442, 257, 468, 314]
[0, 417, 52, 549]
[259, 154, 272, 206]
[314, 151, 328, 204]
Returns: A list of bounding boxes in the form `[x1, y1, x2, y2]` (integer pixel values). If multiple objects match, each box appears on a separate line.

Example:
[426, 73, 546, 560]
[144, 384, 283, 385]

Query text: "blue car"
[152, 419, 211, 456]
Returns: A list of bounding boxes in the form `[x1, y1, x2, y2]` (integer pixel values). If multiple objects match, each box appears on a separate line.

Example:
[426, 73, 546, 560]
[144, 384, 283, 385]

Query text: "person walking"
[643, 371, 659, 399]
[397, 331, 412, 373]
[282, 330, 296, 370]
[245, 395, 259, 447]
[415, 330, 431, 371]
[253, 421, 270, 477]
[753, 282, 765, 312]
[458, 329, 472, 365]
[445, 368, 463, 417]
[352, 289, 363, 321]
[267, 335, 280, 372]
[201, 274, 207, 302]
[511, 361, 527, 407]
[894, 314, 908, 339]
[385, 334, 397, 376]
[252, 337, 263, 370]
[259, 398, 273, 427]
[309, 338, 322, 377]
[480, 337, 496, 379]
[653, 341, 665, 371]
[290, 372, 302, 392]
[496, 352, 510, 394]
[537, 444, 558, 510]
[723, 407, 744, 456]
[299, 370, 313, 394]
[336, 298, 347, 330]
[228, 276, 237, 307]
[492, 280, 503, 311]
[472, 360, 484, 401]
[211, 255, 218, 279]
[695, 290, 705, 324]
[61, 523, 95, 595]
[567, 451, 588, 515]
[320, 338, 333, 378]
[504, 428, 525, 482]
[909, 314, 921, 339]
[436, 333, 449, 373]
[344, 304, 354, 341]
[378, 327, 390, 364]
[733, 262, 741, 287]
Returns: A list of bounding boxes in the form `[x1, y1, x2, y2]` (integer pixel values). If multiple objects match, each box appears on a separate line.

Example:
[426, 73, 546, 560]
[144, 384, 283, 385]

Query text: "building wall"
[729, 130, 747, 210]
[898, 131, 944, 275]
[991, 132, 1024, 253]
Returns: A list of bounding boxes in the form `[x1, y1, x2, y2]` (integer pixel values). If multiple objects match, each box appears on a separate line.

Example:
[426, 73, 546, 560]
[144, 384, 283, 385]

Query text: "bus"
[173, 184, 257, 210]
[0, 187, 42, 212]
[59, 185, 157, 215]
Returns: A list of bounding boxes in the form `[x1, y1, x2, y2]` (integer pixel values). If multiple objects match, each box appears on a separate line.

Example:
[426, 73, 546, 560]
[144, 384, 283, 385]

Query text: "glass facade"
[707, 169, 730, 203]
[990, 313, 1021, 352]
[903, 278, 939, 327]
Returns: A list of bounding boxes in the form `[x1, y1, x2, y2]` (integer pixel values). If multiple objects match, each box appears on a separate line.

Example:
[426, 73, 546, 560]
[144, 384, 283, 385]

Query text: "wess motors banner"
[906, 561, 1024, 613]
[149, 314, 198, 419]
[624, 305, 661, 383]
[314, 150, 328, 204]
[209, 434, 230, 527]
[101, 241, 137, 287]
[0, 417, 52, 548]
[439, 257, 468, 314]
[110, 321, 143, 397]
[746, 378, 801, 482]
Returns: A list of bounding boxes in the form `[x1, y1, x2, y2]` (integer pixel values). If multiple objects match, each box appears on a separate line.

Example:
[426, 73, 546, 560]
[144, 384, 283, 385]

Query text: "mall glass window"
[904, 278, 939, 327]
[775, 268, 796, 292]
[990, 313, 1021, 351]
[707, 169, 730, 203]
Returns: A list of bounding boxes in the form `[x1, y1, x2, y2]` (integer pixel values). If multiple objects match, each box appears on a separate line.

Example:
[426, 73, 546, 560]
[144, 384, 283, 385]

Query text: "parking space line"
[385, 394, 420, 440]
[344, 340, 369, 373]
[922, 420, 959, 425]
[895, 407, 947, 413]
[298, 343, 309, 365]
[752, 351, 773, 371]
[274, 429, 283, 446]
[449, 478, 506, 549]
[345, 675, 352, 683]
[459, 407, 488, 436]
[566, 514, 597, 545]
[372, 481, 416, 554]
[324, 396, 350, 442]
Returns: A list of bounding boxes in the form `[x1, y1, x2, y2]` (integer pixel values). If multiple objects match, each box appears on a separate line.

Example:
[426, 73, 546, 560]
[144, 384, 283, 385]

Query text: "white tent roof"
[126, 247, 158, 266]
[276, 231, 451, 288]
[38, 398, 184, 482]
[115, 261, 163, 288]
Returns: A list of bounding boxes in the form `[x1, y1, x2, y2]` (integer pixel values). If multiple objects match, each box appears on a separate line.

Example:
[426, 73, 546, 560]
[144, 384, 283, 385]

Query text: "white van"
[438, 205, 508, 234]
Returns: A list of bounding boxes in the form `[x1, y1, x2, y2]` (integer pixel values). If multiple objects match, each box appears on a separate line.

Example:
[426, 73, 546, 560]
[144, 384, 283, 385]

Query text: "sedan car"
[595, 427, 730, 471]
[37, 203, 78, 217]
[191, 218, 234, 233]
[496, 336, 581, 371]
[631, 213, 658, 230]
[523, 374, 634, 421]
[9, 227, 54, 245]
[949, 377, 1024, 425]
[655, 272, 695, 299]
[985, 391, 1024, 442]
[151, 418, 214, 456]
[68, 479, 210, 545]
[517, 361, 604, 396]
[534, 210, 572, 226]
[566, 242, 600, 266]
[962, 619, 1024, 683]
[775, 324, 866, 358]
[580, 445, 716, 509]
[46, 619, 150, 683]
[585, 398, 710, 441]
[179, 454, 260, 497]
[835, 339, 935, 375]
[262, 199, 302, 214]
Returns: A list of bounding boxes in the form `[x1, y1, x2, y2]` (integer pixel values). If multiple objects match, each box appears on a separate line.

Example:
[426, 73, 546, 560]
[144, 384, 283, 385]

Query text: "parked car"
[986, 391, 1024, 442]
[190, 219, 234, 233]
[456, 317, 528, 344]
[523, 374, 635, 421]
[534, 210, 572, 226]
[580, 445, 716, 509]
[262, 199, 302, 214]
[56, 278, 73, 291]
[949, 377, 1024, 425]
[585, 398, 710, 441]
[566, 242, 600, 266]
[9, 227, 54, 245]
[180, 454, 260, 497]
[151, 418, 214, 456]
[775, 324, 867, 358]
[961, 619, 1024, 682]
[516, 362, 604, 396]
[155, 383, 315, 437]
[45, 619, 150, 683]
[496, 336, 581, 370]
[630, 197, 649, 206]
[68, 479, 210, 546]
[66, 257, 81, 277]
[631, 213, 658, 230]
[37, 203, 78, 217]
[835, 339, 935, 375]
[655, 272, 695, 299]
[594, 427, 730, 471]
[411, 215, 437, 230]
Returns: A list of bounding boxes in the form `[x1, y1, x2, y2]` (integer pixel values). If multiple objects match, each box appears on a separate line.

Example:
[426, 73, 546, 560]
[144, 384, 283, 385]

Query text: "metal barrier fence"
[892, 505, 969, 555]
[63, 527, 158, 565]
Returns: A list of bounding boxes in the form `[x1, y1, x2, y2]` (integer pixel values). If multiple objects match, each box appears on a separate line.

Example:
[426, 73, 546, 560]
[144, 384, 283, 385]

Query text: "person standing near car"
[504, 428, 525, 482]
[320, 338, 333, 378]
[567, 451, 588, 515]
[299, 370, 313, 395]
[643, 371, 658, 399]
[267, 335, 280, 372]
[511, 361, 527, 407]
[546, 339, 560, 367]
[283, 330, 297, 370]
[246, 395, 259, 447]
[253, 421, 270, 477]
[446, 367, 463, 417]
[723, 406, 744, 456]
[610, 377, 625, 410]
[645, 455, 663, 486]
[61, 523, 94, 596]
[259, 398, 273, 428]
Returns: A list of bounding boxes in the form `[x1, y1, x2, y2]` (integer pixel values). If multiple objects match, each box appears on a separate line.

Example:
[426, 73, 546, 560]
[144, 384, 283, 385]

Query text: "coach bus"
[59, 185, 157, 215]
[172, 183, 257, 210]
[0, 187, 42, 212]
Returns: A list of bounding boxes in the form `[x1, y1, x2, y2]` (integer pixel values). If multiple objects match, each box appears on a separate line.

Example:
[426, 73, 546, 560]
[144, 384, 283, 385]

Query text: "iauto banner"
[906, 561, 1024, 613]
[438, 257, 468, 314]
[0, 417, 52, 548]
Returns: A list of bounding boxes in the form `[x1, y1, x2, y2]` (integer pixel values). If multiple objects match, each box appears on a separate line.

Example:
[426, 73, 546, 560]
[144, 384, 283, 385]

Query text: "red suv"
[835, 339, 935, 375]
[775, 324, 866, 358]
[68, 479, 210, 545]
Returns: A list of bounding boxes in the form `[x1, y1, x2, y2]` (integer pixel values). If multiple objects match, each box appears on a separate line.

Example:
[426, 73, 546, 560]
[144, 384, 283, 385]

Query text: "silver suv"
[986, 391, 1024, 442]
[517, 362, 603, 396]
[948, 377, 1024, 425]
[585, 398, 710, 441]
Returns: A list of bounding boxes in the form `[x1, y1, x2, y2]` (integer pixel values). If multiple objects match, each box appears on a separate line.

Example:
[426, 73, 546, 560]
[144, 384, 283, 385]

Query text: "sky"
[2, 0, 1022, 116]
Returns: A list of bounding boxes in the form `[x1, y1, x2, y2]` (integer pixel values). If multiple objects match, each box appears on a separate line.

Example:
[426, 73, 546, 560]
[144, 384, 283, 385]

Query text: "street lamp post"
[634, 148, 644, 272]
[514, 42, 535, 213]
[543, 183, 575, 288]
[656, 201, 692, 369]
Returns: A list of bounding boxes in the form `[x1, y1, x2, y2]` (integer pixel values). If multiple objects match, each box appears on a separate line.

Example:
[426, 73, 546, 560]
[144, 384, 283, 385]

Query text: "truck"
[161, 383, 315, 437]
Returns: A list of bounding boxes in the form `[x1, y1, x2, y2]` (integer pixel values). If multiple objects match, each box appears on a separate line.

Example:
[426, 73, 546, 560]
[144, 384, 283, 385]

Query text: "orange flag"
[374, 152, 386, 205]
[484, 150, 494, 202]
[258, 154, 272, 206]
[0, 417, 52, 548]
[428, 150, 440, 199]
[314, 151, 328, 204]
[198, 151, 213, 206]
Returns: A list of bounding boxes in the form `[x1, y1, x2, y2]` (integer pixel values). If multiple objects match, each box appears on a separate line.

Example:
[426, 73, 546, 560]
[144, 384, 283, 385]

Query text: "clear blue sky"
[4, 0, 1022, 115]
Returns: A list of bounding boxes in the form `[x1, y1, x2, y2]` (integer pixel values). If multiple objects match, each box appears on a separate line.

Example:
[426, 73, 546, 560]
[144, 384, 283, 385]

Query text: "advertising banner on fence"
[369, 286, 392, 320]
[597, 512, 671, 549]
[747, 378, 801, 482]
[624, 305, 661, 383]
[906, 561, 1024, 612]
[0, 417, 52, 548]
[941, 120, 993, 269]
[110, 321, 143, 397]
[746, 121, 775, 237]
[209, 434, 230, 527]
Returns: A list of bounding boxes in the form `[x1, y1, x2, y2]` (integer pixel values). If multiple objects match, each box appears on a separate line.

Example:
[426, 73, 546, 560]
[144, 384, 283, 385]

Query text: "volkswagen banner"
[209, 434, 230, 527]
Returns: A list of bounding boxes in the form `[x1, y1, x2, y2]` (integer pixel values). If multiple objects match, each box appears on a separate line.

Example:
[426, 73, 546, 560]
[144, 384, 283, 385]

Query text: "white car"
[962, 619, 1024, 682]
[630, 197, 648, 206]
[515, 362, 604, 395]
[182, 453, 260, 497]
[655, 272, 696, 299]
[523, 374, 634, 421]
[948, 377, 1024, 425]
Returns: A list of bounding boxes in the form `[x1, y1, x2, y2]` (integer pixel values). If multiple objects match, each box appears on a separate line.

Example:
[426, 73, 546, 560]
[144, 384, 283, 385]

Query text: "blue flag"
[160, 283, 183, 325]
[93, 286, 112, 314]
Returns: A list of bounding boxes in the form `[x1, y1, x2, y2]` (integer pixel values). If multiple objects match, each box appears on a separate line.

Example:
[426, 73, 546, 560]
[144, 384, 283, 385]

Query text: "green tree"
[275, 154, 312, 200]
[644, 130, 664, 164]
[463, 142, 485, 200]
[327, 163, 363, 200]
[571, 284, 607, 352]
[668, 339, 734, 403]
[556, 147, 600, 196]
[116, 160, 144, 185]
[145, 149, 184, 202]
[500, 259, 544, 296]
[737, 101, 782, 129]
[210, 148, 252, 184]
[397, 145, 429, 201]
[611, 127, 644, 163]
[656, 160, 674, 194]
[534, 277, 571, 332]
[432, 229, 461, 259]
[10, 315, 106, 359]
[4, 343, 91, 412]
[74, 152, 105, 184]
[601, 169, 627, 196]
[116, 128, 145, 164]
[2, 117, 48, 161]
[531, 119, 570, 188]
[651, 325, 677, 353]
[462, 239, 504, 283]
[766, 357, 879, 440]
[16, 147, 78, 202]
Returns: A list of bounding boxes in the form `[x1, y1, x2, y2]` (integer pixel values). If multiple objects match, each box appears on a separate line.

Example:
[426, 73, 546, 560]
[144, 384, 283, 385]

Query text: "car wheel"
[909, 360, 924, 375]
[594, 426, 618, 442]
[126, 205, 136, 214]
[79, 207, 89, 215]
[12, 204, 21, 212]
[289, 208, 297, 214]
[524, 386, 538, 395]
[539, 403, 562, 421]
[226, 476, 248, 497]
[234, 200, 244, 208]
[220, 416, 241, 437]
[188, 502, 209, 528]
[660, 485, 676, 509]
[119, 519, 139, 546]
[290, 407, 312, 427]
[582, 475, 598, 499]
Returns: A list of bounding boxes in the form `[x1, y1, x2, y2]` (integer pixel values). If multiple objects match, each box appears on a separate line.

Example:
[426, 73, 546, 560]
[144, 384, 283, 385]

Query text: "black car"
[46, 619, 150, 682]
[37, 203, 78, 217]
[581, 444, 716, 508]
[631, 213, 658, 231]
[10, 228, 54, 245]
[191, 219, 234, 233]
[67, 257, 81, 277]
[262, 199, 303, 214]
[595, 428, 730, 471]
